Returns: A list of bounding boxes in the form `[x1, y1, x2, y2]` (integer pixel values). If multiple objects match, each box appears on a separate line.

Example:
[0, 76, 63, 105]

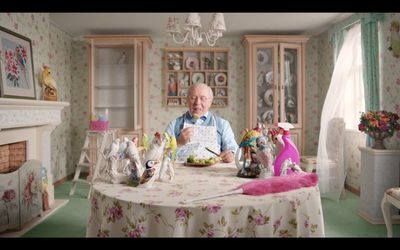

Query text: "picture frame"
[0, 26, 36, 99]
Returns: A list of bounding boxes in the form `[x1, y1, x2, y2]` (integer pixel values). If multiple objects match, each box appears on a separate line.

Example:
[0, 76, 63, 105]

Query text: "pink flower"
[2, 189, 16, 202]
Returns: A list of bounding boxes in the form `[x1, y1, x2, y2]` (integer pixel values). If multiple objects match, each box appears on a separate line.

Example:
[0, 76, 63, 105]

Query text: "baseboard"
[0, 199, 69, 237]
[53, 171, 90, 187]
[345, 183, 360, 196]
[358, 210, 400, 225]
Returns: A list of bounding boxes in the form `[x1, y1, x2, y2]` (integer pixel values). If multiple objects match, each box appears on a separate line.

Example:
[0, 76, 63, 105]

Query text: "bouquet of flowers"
[358, 110, 400, 137]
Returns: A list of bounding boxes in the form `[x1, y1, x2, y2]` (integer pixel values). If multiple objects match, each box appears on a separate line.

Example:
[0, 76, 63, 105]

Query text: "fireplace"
[0, 98, 69, 234]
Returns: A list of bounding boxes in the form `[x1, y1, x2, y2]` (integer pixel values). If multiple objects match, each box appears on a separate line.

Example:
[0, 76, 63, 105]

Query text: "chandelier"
[166, 13, 226, 47]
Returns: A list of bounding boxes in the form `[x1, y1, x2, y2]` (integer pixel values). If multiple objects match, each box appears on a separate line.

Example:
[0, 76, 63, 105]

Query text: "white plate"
[257, 51, 269, 65]
[192, 73, 205, 84]
[265, 71, 273, 84]
[185, 56, 199, 70]
[262, 110, 273, 124]
[215, 73, 227, 86]
[263, 89, 273, 107]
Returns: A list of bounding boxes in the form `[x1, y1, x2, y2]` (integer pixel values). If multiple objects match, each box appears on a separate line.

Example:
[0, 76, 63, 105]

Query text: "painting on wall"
[0, 26, 36, 99]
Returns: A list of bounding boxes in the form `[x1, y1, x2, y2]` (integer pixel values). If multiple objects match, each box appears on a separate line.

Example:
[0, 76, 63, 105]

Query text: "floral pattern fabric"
[86, 163, 325, 237]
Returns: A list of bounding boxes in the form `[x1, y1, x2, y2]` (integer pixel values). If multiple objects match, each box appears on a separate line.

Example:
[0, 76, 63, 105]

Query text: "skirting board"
[0, 199, 69, 238]
[358, 210, 400, 225]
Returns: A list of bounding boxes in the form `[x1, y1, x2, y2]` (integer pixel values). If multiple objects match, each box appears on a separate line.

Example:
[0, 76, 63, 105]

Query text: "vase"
[368, 131, 389, 149]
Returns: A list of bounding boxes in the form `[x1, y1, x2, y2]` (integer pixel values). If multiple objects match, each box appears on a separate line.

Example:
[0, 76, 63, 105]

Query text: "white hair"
[188, 83, 213, 99]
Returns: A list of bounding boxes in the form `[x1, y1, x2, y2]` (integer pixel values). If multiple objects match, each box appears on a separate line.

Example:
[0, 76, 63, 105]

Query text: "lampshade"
[166, 13, 226, 47]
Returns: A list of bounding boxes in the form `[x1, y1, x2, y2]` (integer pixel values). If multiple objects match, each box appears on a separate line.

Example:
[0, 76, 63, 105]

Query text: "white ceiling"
[50, 13, 353, 39]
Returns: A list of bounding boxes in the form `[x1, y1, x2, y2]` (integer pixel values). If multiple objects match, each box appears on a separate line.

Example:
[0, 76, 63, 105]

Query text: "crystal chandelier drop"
[166, 13, 226, 47]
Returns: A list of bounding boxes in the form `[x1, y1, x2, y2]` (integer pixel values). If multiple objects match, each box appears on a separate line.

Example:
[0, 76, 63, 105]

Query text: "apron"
[176, 114, 220, 161]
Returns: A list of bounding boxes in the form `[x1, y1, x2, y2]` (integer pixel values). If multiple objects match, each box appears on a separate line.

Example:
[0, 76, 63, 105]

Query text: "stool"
[381, 187, 400, 237]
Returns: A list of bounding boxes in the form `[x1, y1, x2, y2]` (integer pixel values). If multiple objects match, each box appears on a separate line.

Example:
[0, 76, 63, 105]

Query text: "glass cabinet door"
[253, 44, 278, 127]
[279, 43, 302, 127]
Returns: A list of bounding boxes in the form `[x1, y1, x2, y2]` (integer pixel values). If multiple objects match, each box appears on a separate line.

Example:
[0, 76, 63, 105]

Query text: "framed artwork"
[0, 26, 36, 99]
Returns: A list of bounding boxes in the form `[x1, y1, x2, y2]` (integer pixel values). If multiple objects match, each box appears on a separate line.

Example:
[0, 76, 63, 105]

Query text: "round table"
[86, 163, 324, 237]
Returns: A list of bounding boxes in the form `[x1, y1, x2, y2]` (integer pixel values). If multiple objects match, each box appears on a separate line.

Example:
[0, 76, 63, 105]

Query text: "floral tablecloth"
[86, 163, 324, 237]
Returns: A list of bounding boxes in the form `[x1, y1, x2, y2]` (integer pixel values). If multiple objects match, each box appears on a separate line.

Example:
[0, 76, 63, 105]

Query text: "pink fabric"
[239, 172, 318, 196]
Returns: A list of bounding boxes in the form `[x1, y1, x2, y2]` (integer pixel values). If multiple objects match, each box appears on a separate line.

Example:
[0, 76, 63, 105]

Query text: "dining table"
[86, 162, 324, 237]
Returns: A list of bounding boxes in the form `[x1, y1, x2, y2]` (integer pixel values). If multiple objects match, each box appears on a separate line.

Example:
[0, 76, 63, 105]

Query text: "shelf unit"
[163, 47, 229, 107]
[85, 35, 152, 140]
[242, 35, 309, 153]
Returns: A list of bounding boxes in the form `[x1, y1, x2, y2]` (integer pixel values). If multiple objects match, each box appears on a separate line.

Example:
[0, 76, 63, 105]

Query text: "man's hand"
[220, 150, 234, 163]
[177, 127, 194, 145]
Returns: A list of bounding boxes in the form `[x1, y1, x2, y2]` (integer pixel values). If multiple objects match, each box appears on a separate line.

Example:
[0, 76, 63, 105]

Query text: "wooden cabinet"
[242, 35, 309, 153]
[85, 35, 152, 139]
[163, 47, 229, 107]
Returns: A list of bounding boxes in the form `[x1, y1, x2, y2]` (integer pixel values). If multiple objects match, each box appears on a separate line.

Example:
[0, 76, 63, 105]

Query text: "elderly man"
[165, 83, 238, 163]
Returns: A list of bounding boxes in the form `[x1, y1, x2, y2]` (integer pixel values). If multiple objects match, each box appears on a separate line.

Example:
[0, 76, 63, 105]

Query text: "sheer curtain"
[317, 23, 364, 201]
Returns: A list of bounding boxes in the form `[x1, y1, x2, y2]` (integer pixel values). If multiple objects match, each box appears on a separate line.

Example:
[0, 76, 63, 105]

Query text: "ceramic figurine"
[255, 135, 275, 178]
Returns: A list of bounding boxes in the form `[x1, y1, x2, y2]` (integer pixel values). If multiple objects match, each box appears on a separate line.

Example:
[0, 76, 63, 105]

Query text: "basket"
[90, 121, 109, 131]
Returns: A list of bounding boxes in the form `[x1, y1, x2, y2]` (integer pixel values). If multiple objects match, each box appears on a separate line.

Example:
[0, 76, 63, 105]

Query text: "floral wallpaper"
[2, 13, 399, 194]
[48, 25, 73, 181]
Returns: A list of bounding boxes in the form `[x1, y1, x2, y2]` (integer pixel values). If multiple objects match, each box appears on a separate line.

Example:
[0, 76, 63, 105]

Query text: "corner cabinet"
[163, 47, 229, 107]
[242, 35, 309, 153]
[85, 35, 152, 139]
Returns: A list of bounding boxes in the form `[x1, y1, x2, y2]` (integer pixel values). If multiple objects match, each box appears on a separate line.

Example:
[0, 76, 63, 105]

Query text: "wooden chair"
[381, 187, 400, 237]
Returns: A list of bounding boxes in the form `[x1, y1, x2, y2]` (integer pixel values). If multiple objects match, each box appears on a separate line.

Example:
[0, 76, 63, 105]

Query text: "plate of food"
[214, 73, 227, 86]
[184, 155, 220, 167]
[257, 50, 269, 65]
[192, 72, 205, 84]
[185, 56, 199, 70]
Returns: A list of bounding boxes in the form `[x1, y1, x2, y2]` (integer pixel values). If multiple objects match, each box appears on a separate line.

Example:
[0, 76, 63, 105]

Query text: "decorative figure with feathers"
[39, 65, 58, 101]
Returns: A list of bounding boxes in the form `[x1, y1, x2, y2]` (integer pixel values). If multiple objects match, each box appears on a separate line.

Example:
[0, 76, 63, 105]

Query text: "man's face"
[187, 86, 212, 117]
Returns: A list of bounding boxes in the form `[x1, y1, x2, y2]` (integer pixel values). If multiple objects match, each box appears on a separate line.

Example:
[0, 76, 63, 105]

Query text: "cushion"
[386, 187, 400, 201]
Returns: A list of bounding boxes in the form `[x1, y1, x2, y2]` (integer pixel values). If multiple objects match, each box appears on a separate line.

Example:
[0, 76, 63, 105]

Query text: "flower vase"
[368, 131, 389, 149]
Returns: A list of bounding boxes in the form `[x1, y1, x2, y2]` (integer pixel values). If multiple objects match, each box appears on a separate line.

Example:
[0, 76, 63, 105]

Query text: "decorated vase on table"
[358, 110, 400, 149]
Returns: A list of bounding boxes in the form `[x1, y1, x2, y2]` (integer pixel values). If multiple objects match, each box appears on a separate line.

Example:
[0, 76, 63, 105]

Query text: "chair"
[381, 187, 400, 237]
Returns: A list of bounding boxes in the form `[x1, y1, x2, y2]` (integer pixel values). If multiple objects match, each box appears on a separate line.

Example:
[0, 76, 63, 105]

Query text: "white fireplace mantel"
[0, 98, 69, 130]
[0, 98, 70, 208]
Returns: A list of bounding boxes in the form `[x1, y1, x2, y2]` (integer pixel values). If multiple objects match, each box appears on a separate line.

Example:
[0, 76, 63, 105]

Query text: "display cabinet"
[85, 35, 152, 139]
[242, 35, 309, 153]
[163, 47, 229, 107]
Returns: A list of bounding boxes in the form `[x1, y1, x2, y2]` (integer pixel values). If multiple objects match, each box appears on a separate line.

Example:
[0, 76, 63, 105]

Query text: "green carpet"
[21, 181, 399, 237]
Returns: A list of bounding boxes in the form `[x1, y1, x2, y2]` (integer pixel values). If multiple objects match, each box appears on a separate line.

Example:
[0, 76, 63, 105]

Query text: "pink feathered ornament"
[183, 172, 318, 203]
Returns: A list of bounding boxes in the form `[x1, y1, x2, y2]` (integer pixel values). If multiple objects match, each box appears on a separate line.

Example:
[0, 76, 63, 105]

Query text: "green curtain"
[331, 13, 384, 146]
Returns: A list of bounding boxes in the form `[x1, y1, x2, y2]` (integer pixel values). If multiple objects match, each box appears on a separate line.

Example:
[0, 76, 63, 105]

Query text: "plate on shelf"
[257, 51, 269, 65]
[262, 110, 274, 124]
[192, 73, 205, 84]
[215, 73, 227, 86]
[186, 56, 199, 70]
[263, 89, 273, 107]
[265, 71, 273, 85]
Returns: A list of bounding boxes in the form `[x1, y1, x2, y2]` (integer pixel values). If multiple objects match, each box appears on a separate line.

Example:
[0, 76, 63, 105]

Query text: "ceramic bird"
[239, 123, 263, 161]
[106, 138, 120, 160]
[40, 65, 57, 90]
[269, 128, 284, 156]
[126, 137, 144, 174]
[388, 20, 400, 58]
[255, 136, 275, 178]
[118, 137, 129, 158]
[143, 132, 165, 163]
[139, 160, 159, 185]
[40, 65, 58, 101]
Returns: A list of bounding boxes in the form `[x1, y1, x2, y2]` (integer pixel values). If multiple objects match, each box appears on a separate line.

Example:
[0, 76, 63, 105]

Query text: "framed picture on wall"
[0, 26, 36, 99]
